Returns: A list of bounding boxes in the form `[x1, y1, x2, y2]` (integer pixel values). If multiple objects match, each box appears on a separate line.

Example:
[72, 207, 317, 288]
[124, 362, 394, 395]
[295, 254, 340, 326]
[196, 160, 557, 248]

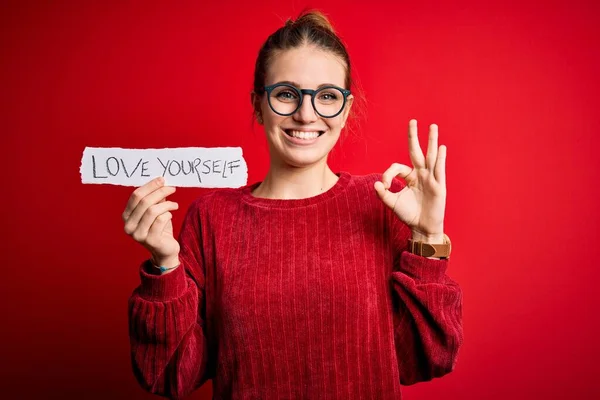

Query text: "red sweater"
[128, 171, 463, 400]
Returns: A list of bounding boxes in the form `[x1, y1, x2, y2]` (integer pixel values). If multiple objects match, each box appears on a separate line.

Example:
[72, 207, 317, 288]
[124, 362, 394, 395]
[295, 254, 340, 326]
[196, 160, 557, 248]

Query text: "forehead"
[266, 45, 347, 88]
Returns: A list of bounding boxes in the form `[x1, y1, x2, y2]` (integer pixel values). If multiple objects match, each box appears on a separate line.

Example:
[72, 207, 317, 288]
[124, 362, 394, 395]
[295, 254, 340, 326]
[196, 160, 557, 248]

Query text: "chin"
[276, 148, 330, 168]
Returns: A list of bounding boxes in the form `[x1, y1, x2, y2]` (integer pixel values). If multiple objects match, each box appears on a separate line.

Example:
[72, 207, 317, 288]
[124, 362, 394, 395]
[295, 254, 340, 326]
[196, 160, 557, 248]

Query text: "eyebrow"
[274, 80, 342, 89]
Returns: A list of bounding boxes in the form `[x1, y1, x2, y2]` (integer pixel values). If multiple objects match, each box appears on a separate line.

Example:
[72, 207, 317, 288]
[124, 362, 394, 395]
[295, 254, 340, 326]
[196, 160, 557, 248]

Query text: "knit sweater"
[128, 171, 463, 400]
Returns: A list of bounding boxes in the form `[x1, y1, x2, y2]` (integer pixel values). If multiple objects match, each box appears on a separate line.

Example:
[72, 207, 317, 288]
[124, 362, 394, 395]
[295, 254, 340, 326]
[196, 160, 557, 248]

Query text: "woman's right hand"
[122, 176, 180, 269]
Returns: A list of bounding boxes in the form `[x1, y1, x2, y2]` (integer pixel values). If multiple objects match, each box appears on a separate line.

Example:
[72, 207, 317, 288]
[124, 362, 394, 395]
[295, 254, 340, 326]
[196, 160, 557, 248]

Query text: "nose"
[292, 94, 318, 123]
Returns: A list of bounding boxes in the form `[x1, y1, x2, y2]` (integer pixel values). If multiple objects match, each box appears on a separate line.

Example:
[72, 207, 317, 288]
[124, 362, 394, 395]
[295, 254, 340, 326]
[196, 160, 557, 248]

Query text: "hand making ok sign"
[374, 119, 446, 241]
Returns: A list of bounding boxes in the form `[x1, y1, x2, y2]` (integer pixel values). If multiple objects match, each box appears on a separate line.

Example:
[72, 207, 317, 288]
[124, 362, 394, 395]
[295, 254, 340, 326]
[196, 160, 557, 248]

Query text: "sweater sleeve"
[128, 199, 210, 399]
[386, 178, 464, 386]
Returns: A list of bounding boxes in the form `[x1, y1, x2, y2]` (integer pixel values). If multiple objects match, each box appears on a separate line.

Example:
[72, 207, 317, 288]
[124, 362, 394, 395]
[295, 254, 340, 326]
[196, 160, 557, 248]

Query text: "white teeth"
[290, 130, 320, 139]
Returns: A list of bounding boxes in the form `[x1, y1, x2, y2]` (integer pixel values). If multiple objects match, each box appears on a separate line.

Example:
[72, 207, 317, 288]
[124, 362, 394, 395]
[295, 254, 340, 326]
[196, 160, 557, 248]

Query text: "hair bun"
[253, 8, 353, 102]
[292, 10, 336, 34]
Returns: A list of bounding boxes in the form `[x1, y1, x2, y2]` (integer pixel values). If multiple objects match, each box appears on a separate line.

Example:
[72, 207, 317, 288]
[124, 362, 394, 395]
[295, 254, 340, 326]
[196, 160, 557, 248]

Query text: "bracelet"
[151, 261, 180, 273]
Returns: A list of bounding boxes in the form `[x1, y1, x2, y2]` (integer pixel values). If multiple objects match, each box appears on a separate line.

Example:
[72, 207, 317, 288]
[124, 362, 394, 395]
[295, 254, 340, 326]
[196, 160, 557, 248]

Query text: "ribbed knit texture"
[128, 172, 463, 400]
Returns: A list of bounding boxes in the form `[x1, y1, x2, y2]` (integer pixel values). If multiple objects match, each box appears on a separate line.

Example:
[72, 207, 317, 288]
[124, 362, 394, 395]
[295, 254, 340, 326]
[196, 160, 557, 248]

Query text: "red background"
[2, 0, 600, 399]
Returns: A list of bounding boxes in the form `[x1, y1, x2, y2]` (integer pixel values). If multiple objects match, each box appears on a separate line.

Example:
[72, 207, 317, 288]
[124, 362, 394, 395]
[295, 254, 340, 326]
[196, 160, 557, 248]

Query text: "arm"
[128, 200, 211, 399]
[391, 248, 463, 385]
[386, 180, 463, 385]
[374, 121, 463, 385]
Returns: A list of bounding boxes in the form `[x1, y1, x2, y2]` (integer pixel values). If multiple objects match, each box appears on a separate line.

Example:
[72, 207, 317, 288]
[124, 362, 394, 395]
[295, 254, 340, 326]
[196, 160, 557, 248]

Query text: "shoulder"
[186, 186, 247, 215]
[347, 172, 406, 192]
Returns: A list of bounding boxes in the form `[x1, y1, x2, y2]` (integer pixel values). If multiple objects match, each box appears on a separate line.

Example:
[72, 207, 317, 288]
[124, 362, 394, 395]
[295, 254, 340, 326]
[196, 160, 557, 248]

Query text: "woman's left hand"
[374, 119, 447, 242]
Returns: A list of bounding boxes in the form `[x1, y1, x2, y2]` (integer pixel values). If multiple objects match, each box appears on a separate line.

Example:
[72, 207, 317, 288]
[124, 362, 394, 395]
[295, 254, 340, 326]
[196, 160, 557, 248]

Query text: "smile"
[283, 129, 325, 140]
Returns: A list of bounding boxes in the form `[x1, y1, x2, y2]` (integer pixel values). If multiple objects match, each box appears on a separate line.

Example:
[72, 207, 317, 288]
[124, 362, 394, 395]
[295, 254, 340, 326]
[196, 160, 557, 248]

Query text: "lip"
[281, 128, 325, 146]
[283, 127, 326, 132]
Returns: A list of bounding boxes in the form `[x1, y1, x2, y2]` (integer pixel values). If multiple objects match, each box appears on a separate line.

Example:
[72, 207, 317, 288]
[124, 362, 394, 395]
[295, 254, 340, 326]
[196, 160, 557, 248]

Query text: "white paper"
[80, 147, 248, 188]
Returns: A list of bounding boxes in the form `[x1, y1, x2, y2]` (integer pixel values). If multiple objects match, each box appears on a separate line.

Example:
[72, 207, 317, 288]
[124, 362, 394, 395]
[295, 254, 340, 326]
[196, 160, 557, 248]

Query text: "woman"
[123, 11, 462, 400]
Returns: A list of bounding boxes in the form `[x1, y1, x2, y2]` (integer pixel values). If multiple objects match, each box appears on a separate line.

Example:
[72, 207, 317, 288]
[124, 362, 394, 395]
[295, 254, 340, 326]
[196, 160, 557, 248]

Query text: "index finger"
[122, 176, 165, 221]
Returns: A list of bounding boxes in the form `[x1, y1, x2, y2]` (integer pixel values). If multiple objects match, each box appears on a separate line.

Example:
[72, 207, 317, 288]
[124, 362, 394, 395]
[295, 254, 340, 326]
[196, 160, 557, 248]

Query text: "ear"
[251, 91, 263, 124]
[341, 95, 354, 128]
[252, 91, 264, 111]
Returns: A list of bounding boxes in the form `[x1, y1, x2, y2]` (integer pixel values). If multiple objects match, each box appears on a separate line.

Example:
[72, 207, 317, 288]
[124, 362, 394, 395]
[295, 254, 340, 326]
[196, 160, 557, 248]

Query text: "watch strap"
[407, 233, 451, 259]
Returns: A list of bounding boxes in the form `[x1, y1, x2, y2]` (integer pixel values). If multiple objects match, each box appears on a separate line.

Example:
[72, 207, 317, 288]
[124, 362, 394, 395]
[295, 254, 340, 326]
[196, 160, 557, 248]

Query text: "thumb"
[374, 180, 396, 209]
[374, 180, 386, 198]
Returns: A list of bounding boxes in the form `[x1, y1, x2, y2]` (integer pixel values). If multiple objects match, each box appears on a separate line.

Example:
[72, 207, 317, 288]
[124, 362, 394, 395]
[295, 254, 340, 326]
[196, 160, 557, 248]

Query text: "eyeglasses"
[263, 83, 351, 118]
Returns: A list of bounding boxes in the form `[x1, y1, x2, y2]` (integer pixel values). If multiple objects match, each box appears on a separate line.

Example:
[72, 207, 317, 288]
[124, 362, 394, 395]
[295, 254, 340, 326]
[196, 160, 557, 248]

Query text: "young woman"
[123, 11, 463, 400]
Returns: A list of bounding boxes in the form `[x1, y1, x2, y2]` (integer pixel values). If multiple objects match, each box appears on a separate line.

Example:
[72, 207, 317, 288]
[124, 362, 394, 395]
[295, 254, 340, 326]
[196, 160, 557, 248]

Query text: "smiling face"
[254, 45, 353, 169]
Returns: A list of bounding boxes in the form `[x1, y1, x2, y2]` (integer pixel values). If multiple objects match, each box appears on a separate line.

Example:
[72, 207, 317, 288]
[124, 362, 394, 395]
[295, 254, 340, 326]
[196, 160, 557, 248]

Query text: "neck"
[252, 162, 339, 200]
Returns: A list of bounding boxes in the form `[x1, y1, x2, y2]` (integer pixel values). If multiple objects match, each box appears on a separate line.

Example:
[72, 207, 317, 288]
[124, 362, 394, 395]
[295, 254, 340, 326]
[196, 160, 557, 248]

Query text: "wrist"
[410, 230, 444, 244]
[151, 254, 180, 270]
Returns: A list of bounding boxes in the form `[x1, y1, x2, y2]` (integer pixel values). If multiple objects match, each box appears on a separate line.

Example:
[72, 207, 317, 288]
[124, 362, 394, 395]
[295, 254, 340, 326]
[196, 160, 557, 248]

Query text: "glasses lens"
[314, 87, 345, 117]
[268, 85, 300, 115]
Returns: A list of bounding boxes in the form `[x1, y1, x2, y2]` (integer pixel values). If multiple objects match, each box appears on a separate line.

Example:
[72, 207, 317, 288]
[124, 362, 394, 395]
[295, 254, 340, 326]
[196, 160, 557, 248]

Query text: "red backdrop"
[2, 0, 599, 399]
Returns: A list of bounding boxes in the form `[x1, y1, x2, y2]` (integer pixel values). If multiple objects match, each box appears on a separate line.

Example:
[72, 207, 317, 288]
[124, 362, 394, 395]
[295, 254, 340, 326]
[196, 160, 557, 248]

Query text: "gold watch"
[407, 233, 451, 259]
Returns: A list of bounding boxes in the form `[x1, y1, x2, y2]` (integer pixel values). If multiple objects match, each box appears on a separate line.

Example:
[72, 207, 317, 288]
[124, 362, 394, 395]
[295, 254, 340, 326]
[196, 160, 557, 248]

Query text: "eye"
[317, 91, 340, 102]
[275, 90, 298, 101]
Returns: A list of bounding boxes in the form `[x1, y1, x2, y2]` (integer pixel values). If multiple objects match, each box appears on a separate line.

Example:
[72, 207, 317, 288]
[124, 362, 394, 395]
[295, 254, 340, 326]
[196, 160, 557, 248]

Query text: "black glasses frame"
[263, 83, 352, 118]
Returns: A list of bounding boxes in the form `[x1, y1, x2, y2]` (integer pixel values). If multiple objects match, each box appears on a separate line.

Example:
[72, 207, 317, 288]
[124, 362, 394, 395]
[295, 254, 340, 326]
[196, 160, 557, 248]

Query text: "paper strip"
[80, 147, 248, 188]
